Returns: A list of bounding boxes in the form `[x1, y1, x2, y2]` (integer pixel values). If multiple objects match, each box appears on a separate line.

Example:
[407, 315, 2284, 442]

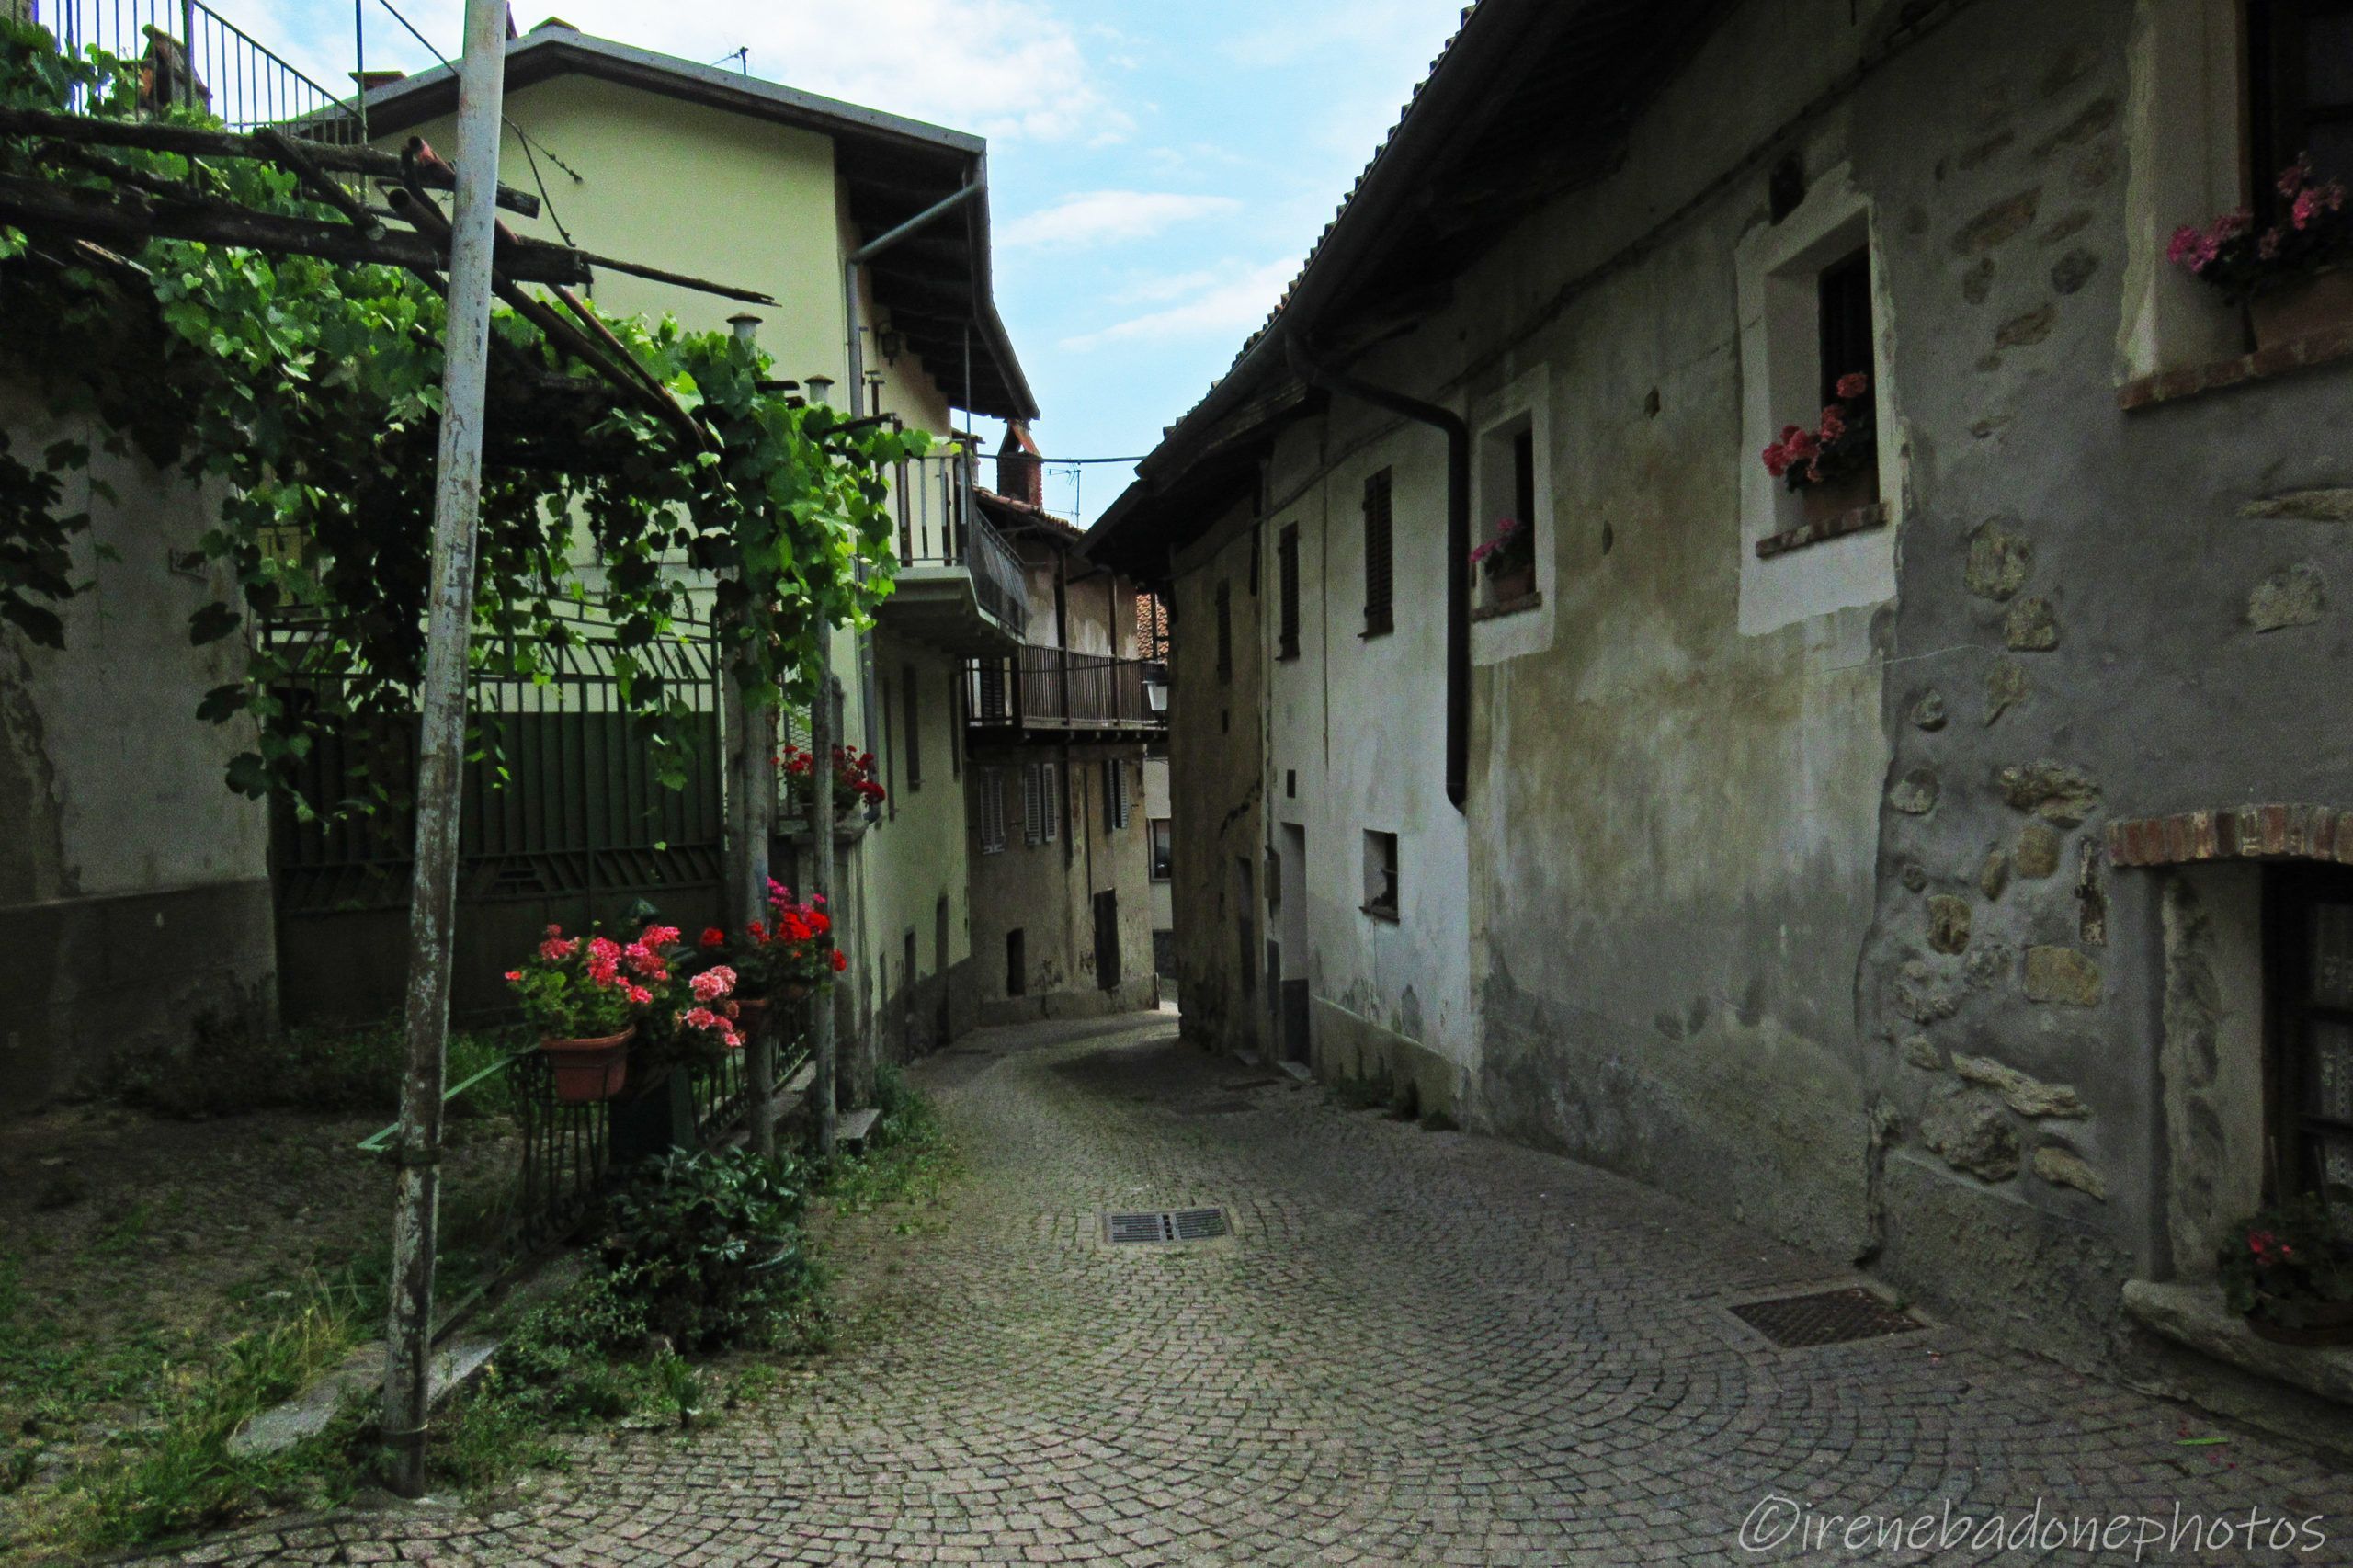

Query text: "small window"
[1475, 416, 1540, 609]
[1362, 831, 1399, 921]
[978, 767, 1006, 854]
[1149, 818, 1173, 880]
[904, 929, 918, 990]
[2251, 0, 2353, 199]
[1006, 927, 1026, 996]
[1277, 524, 1301, 659]
[1022, 764, 1044, 846]
[1102, 758, 1131, 831]
[1362, 469, 1394, 637]
[1817, 246, 1875, 410]
[902, 664, 922, 791]
[1215, 580, 1233, 682]
[2270, 865, 2353, 1206]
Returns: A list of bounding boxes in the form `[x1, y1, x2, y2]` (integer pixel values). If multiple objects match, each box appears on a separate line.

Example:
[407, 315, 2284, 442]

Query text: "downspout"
[1285, 337, 1469, 812]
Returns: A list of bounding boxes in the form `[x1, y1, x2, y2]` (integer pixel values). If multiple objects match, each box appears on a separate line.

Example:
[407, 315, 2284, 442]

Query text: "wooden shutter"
[1277, 524, 1300, 658]
[979, 769, 1005, 853]
[1043, 764, 1059, 843]
[902, 664, 922, 790]
[1022, 764, 1043, 846]
[1215, 581, 1233, 679]
[1363, 470, 1393, 635]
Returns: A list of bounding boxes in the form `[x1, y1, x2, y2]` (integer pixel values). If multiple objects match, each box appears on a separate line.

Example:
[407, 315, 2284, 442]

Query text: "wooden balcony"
[966, 649, 1167, 744]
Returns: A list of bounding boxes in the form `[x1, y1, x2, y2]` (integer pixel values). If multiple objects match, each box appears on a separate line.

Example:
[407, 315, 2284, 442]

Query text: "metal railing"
[892, 451, 1029, 638]
[968, 648, 1166, 733]
[40, 0, 363, 140]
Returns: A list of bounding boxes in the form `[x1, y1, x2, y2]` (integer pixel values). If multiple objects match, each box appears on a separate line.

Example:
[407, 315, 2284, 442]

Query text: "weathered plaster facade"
[1094, 0, 2353, 1440]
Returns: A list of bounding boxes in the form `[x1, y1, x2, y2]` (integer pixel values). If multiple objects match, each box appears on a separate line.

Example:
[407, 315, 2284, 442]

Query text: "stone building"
[1087, 0, 2353, 1443]
[961, 430, 1163, 1025]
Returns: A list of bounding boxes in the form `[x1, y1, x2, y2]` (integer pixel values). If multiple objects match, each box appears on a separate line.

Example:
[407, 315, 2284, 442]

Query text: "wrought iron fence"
[505, 1049, 612, 1252]
[968, 647, 1166, 733]
[39, 0, 363, 139]
[894, 451, 1029, 638]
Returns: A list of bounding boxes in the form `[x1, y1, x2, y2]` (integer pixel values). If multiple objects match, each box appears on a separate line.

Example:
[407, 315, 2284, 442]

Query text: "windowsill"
[1361, 903, 1400, 924]
[2116, 323, 2353, 411]
[1754, 502, 1890, 561]
[2121, 1279, 2353, 1407]
[1359, 620, 1395, 641]
[1472, 589, 1543, 623]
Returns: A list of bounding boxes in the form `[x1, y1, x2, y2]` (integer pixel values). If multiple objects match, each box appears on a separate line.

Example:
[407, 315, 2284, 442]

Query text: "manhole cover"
[1102, 1208, 1230, 1244]
[1731, 1288, 1923, 1347]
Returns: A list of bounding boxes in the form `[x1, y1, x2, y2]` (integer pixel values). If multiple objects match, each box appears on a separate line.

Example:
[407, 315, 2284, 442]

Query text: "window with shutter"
[903, 664, 922, 790]
[979, 769, 1006, 854]
[2251, 0, 2353, 198]
[1116, 760, 1131, 829]
[1022, 764, 1043, 846]
[1363, 470, 1393, 636]
[1043, 763, 1060, 843]
[1215, 581, 1233, 681]
[1277, 525, 1301, 658]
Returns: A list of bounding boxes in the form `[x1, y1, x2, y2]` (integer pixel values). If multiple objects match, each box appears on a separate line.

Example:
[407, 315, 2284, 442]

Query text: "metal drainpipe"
[1284, 337, 1470, 812]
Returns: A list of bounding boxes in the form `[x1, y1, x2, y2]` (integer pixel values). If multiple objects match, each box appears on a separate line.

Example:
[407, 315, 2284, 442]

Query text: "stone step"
[838, 1106, 881, 1151]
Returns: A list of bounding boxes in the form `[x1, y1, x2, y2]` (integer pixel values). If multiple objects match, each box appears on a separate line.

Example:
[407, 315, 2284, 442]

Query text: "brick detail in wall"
[2105, 803, 2353, 868]
[2115, 325, 2353, 411]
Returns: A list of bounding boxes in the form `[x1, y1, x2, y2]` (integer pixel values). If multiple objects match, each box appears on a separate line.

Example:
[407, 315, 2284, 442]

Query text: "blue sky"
[247, 0, 1470, 523]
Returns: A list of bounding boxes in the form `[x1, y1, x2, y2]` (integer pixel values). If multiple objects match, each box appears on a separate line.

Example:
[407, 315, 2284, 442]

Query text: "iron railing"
[892, 451, 1029, 638]
[40, 0, 364, 139]
[968, 648, 1167, 734]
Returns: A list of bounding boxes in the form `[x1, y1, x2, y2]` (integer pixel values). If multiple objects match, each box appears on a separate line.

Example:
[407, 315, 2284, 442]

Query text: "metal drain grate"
[1103, 1208, 1230, 1244]
[1732, 1287, 1923, 1347]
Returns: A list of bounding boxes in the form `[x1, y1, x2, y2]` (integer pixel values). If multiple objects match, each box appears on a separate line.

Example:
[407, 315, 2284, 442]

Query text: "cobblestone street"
[147, 1013, 2353, 1566]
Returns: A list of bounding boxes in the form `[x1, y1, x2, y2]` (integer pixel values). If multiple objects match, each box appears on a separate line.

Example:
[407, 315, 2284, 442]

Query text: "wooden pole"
[380, 0, 508, 1500]
[810, 652, 838, 1162]
[722, 312, 779, 1158]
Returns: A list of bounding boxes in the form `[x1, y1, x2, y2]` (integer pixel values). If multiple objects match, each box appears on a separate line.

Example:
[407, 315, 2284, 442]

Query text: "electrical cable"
[370, 0, 580, 243]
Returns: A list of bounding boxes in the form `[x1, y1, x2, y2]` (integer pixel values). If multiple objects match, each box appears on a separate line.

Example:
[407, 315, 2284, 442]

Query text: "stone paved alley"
[142, 1014, 2353, 1566]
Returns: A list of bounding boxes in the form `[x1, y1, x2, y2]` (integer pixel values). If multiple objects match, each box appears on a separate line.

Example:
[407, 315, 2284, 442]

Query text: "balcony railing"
[43, 0, 365, 141]
[968, 648, 1167, 736]
[891, 450, 1028, 640]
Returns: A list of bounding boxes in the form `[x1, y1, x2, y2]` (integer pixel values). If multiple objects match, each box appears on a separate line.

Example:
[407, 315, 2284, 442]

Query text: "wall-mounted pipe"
[1284, 337, 1469, 812]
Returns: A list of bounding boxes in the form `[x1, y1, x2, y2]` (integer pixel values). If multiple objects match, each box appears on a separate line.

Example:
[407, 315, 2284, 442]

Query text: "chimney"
[996, 422, 1044, 509]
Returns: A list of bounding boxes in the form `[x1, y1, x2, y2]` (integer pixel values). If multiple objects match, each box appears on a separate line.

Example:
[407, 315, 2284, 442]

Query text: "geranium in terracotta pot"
[715, 881, 848, 1016]
[2217, 1196, 2353, 1346]
[1470, 517, 1536, 605]
[2169, 156, 2353, 350]
[506, 923, 669, 1104]
[1762, 371, 1877, 528]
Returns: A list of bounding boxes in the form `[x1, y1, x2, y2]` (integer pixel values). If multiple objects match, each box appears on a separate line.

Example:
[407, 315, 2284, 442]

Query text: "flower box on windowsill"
[1756, 500, 1890, 560]
[1472, 588, 1543, 623]
[776, 815, 870, 846]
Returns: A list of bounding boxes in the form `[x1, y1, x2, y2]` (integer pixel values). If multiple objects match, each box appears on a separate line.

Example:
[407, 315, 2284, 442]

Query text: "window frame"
[2266, 862, 2353, 1206]
[1148, 817, 1173, 881]
[1361, 829, 1400, 922]
[2250, 0, 2353, 207]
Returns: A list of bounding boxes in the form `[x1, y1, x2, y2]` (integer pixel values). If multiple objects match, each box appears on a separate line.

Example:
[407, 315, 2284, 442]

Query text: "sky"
[244, 0, 1471, 525]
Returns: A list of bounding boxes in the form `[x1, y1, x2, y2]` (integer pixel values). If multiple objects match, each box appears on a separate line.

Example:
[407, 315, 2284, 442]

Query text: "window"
[1102, 758, 1131, 831]
[1236, 856, 1256, 1003]
[1817, 246, 1875, 410]
[1021, 764, 1044, 846]
[1276, 524, 1301, 658]
[1149, 818, 1173, 880]
[1006, 927, 1026, 996]
[904, 929, 918, 992]
[1362, 469, 1393, 636]
[1215, 581, 1233, 682]
[978, 768, 1006, 854]
[976, 657, 1008, 721]
[2269, 866, 2353, 1206]
[1362, 830, 1399, 921]
[902, 664, 922, 790]
[2251, 0, 2353, 198]
[1475, 414, 1541, 612]
[879, 675, 896, 820]
[1042, 763, 1060, 844]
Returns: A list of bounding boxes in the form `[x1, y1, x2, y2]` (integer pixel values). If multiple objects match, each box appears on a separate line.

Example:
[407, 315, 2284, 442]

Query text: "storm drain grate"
[1103, 1208, 1229, 1244]
[1731, 1288, 1924, 1348]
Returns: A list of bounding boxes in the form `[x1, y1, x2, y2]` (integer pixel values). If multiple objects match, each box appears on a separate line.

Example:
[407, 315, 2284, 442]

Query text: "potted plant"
[781, 744, 886, 824]
[724, 881, 847, 1016]
[2169, 156, 2353, 348]
[2217, 1195, 2353, 1346]
[635, 951, 745, 1074]
[1469, 517, 1536, 604]
[1761, 371, 1876, 526]
[506, 924, 663, 1103]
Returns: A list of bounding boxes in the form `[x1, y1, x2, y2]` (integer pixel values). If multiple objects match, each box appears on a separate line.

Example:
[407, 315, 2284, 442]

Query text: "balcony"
[881, 451, 1028, 653]
[966, 648, 1168, 744]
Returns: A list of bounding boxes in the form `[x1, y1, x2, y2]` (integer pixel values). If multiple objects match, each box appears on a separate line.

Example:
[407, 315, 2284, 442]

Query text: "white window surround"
[1470, 365, 1557, 667]
[2119, 0, 2255, 381]
[1735, 164, 1902, 638]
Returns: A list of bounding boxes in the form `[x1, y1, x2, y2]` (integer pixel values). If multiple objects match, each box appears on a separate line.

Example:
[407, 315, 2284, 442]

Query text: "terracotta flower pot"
[1486, 565, 1536, 604]
[1796, 466, 1877, 528]
[2245, 1295, 2353, 1347]
[540, 1026, 634, 1104]
[2248, 268, 2353, 349]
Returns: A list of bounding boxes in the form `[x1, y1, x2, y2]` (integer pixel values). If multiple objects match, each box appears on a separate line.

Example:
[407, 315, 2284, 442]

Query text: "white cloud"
[1061, 258, 1299, 351]
[263, 0, 1125, 144]
[1001, 191, 1238, 249]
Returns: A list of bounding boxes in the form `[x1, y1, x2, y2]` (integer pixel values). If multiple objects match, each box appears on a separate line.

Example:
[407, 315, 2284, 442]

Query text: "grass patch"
[823, 1063, 959, 1226]
[120, 1016, 520, 1122]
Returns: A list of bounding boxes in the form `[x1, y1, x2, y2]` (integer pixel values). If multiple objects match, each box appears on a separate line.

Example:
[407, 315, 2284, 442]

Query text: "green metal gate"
[266, 608, 724, 1026]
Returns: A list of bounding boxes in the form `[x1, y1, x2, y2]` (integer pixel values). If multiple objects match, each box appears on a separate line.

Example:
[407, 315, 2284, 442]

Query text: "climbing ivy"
[0, 18, 927, 810]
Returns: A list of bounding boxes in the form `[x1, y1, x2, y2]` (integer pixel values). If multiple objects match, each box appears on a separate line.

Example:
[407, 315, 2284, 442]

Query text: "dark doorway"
[2268, 864, 2353, 1205]
[1006, 927, 1027, 997]
[1094, 889, 1121, 991]
[936, 895, 952, 1039]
